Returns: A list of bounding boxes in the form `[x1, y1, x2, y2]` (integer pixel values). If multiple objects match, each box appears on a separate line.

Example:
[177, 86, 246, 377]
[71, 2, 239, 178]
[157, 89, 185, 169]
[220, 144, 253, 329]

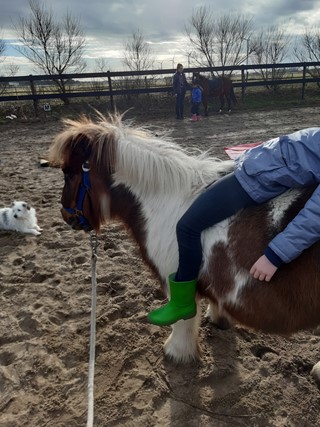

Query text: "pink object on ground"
[224, 141, 263, 160]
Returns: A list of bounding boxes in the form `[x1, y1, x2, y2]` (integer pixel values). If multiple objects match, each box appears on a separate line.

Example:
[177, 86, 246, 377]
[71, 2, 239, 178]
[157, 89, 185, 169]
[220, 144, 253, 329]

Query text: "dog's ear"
[11, 202, 15, 207]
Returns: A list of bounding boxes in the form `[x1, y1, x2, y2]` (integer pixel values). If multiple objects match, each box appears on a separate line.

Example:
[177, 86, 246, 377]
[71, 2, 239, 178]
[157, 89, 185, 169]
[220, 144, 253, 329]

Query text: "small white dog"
[0, 201, 42, 236]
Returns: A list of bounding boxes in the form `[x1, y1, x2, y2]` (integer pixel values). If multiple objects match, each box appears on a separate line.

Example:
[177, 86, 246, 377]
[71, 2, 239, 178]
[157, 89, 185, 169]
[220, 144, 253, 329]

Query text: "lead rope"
[87, 231, 99, 427]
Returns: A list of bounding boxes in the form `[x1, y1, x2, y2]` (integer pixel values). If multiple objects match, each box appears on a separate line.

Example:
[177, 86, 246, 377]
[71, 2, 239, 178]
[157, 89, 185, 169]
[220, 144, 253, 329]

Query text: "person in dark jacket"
[148, 127, 320, 326]
[172, 63, 188, 119]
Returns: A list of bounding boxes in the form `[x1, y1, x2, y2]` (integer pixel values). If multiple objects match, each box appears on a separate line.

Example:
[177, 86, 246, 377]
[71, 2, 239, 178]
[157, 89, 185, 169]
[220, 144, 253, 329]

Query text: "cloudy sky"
[1, 0, 320, 75]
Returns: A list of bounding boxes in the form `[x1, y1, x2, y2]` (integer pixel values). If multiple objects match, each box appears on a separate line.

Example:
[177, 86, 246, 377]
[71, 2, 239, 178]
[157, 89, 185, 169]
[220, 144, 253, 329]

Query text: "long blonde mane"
[49, 113, 233, 196]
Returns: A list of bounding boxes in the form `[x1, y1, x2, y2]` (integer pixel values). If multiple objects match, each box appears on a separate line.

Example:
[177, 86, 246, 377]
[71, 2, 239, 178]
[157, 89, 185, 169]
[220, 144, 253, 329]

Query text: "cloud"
[1, 0, 320, 74]
[1, 0, 319, 40]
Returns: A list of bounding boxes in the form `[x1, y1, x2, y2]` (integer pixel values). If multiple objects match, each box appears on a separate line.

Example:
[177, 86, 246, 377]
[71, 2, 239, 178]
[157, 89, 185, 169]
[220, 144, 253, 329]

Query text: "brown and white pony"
[48, 114, 320, 364]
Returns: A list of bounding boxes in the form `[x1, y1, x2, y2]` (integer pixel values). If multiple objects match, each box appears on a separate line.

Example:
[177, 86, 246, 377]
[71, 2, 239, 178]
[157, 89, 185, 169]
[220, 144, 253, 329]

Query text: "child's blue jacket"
[234, 127, 320, 263]
[191, 87, 202, 103]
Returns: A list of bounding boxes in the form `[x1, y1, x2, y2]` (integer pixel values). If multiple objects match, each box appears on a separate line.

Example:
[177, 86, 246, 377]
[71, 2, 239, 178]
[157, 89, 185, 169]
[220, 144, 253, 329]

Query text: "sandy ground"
[1, 106, 320, 427]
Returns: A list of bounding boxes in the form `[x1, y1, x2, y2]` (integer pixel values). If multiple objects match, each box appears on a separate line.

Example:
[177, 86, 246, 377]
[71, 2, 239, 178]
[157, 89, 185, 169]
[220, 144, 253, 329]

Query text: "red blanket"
[224, 142, 263, 160]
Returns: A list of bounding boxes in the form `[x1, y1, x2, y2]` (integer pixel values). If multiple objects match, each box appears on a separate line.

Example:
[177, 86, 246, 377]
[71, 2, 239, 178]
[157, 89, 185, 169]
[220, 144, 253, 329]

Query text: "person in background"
[147, 127, 320, 326]
[190, 82, 202, 121]
[172, 63, 188, 119]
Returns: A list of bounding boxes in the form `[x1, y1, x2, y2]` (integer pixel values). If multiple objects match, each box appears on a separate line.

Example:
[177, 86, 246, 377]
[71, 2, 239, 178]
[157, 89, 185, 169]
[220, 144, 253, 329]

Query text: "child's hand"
[250, 255, 278, 282]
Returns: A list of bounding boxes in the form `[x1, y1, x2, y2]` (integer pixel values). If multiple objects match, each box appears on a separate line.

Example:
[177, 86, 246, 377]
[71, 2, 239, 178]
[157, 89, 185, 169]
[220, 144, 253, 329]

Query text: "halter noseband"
[63, 162, 92, 230]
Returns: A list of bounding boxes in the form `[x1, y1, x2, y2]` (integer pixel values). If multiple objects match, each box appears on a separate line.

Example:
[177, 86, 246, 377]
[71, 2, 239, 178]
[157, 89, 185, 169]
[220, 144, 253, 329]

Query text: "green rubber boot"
[147, 273, 197, 326]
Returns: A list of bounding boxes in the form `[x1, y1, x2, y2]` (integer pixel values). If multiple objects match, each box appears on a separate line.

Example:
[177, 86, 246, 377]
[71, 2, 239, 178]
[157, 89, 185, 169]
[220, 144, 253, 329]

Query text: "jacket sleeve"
[268, 184, 320, 263]
[172, 74, 178, 93]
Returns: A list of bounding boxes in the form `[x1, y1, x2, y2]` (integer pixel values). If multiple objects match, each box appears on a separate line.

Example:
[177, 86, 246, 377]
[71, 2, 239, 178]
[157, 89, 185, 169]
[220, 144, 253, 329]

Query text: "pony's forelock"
[48, 113, 121, 170]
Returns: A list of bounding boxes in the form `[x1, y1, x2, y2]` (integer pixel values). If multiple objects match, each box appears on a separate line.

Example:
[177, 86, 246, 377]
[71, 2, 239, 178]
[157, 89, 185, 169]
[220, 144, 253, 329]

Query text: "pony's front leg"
[218, 95, 224, 113]
[164, 300, 201, 363]
[226, 95, 232, 112]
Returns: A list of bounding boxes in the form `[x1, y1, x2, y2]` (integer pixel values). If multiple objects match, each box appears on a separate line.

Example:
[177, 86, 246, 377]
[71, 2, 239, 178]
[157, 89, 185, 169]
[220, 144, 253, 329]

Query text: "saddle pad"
[208, 78, 222, 92]
[224, 141, 263, 160]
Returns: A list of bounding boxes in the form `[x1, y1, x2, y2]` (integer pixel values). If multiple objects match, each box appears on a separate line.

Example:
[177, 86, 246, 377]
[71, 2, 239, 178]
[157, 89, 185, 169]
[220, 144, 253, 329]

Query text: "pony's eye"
[64, 171, 74, 181]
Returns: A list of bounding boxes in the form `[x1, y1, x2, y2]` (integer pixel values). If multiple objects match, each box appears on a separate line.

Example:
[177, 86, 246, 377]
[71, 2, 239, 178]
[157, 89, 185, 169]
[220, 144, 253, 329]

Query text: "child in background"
[190, 82, 202, 121]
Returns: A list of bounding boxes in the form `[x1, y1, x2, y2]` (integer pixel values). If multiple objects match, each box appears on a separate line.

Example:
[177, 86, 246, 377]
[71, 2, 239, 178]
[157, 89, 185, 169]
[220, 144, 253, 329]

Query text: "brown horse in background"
[193, 72, 237, 116]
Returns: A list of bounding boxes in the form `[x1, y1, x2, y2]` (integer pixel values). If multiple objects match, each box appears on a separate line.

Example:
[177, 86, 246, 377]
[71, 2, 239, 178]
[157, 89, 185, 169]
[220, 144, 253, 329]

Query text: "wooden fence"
[1, 61, 320, 115]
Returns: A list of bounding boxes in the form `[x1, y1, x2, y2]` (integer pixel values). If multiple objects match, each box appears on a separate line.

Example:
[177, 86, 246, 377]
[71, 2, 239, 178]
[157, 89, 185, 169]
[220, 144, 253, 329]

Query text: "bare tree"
[0, 35, 5, 60]
[0, 34, 20, 95]
[293, 26, 320, 63]
[185, 7, 253, 74]
[185, 7, 215, 68]
[13, 0, 86, 100]
[90, 58, 111, 95]
[0, 35, 6, 94]
[293, 26, 320, 81]
[251, 25, 291, 91]
[94, 58, 110, 73]
[2, 63, 19, 76]
[123, 29, 154, 71]
[122, 29, 155, 94]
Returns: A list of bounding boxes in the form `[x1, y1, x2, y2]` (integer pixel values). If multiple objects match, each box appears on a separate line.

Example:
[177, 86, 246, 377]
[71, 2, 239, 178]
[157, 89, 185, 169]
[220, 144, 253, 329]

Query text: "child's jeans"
[175, 92, 186, 118]
[175, 173, 258, 282]
[191, 102, 201, 115]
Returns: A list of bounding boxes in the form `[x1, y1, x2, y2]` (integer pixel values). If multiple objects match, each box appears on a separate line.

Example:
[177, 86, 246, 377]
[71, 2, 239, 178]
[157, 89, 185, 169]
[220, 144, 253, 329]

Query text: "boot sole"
[148, 310, 197, 326]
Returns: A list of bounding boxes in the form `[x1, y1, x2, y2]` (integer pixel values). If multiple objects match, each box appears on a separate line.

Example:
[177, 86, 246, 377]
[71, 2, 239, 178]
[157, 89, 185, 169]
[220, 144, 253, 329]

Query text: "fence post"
[107, 71, 114, 111]
[145, 76, 149, 96]
[241, 66, 245, 100]
[29, 75, 39, 117]
[301, 64, 306, 100]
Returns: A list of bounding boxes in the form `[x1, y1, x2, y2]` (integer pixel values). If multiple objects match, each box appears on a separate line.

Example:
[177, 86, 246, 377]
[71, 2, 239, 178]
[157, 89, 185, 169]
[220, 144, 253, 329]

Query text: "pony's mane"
[49, 113, 233, 196]
[194, 73, 209, 81]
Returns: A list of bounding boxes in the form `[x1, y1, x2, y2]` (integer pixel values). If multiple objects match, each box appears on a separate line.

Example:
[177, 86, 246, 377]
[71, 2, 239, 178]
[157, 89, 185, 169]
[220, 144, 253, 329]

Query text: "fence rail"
[1, 61, 320, 115]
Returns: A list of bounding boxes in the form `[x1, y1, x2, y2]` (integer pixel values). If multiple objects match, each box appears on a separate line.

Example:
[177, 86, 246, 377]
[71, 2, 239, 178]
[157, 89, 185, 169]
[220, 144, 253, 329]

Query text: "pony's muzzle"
[60, 207, 93, 232]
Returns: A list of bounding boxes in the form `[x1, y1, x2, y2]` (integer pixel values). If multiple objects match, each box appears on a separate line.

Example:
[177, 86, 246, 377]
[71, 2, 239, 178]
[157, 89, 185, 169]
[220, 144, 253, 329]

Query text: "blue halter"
[63, 162, 92, 229]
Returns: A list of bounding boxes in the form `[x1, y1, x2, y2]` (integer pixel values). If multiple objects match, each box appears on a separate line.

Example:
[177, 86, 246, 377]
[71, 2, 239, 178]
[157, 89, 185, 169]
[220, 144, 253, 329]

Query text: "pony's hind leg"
[206, 301, 231, 330]
[203, 96, 209, 116]
[164, 300, 201, 363]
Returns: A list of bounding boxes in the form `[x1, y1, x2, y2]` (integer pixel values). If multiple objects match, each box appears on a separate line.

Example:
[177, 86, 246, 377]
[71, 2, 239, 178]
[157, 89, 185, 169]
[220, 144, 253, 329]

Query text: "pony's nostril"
[68, 217, 78, 227]
[72, 222, 85, 231]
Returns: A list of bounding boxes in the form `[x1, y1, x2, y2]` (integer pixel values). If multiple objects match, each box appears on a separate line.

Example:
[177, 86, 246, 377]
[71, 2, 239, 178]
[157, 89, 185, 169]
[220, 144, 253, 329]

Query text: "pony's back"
[199, 185, 320, 334]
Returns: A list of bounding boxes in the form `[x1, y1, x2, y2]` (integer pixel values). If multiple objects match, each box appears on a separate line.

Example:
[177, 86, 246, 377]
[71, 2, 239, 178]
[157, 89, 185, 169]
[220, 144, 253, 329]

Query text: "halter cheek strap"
[63, 162, 92, 229]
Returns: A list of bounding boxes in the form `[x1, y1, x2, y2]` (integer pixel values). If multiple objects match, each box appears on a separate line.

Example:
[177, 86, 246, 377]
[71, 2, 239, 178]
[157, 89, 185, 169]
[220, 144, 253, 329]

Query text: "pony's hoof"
[164, 333, 200, 363]
[214, 316, 231, 330]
